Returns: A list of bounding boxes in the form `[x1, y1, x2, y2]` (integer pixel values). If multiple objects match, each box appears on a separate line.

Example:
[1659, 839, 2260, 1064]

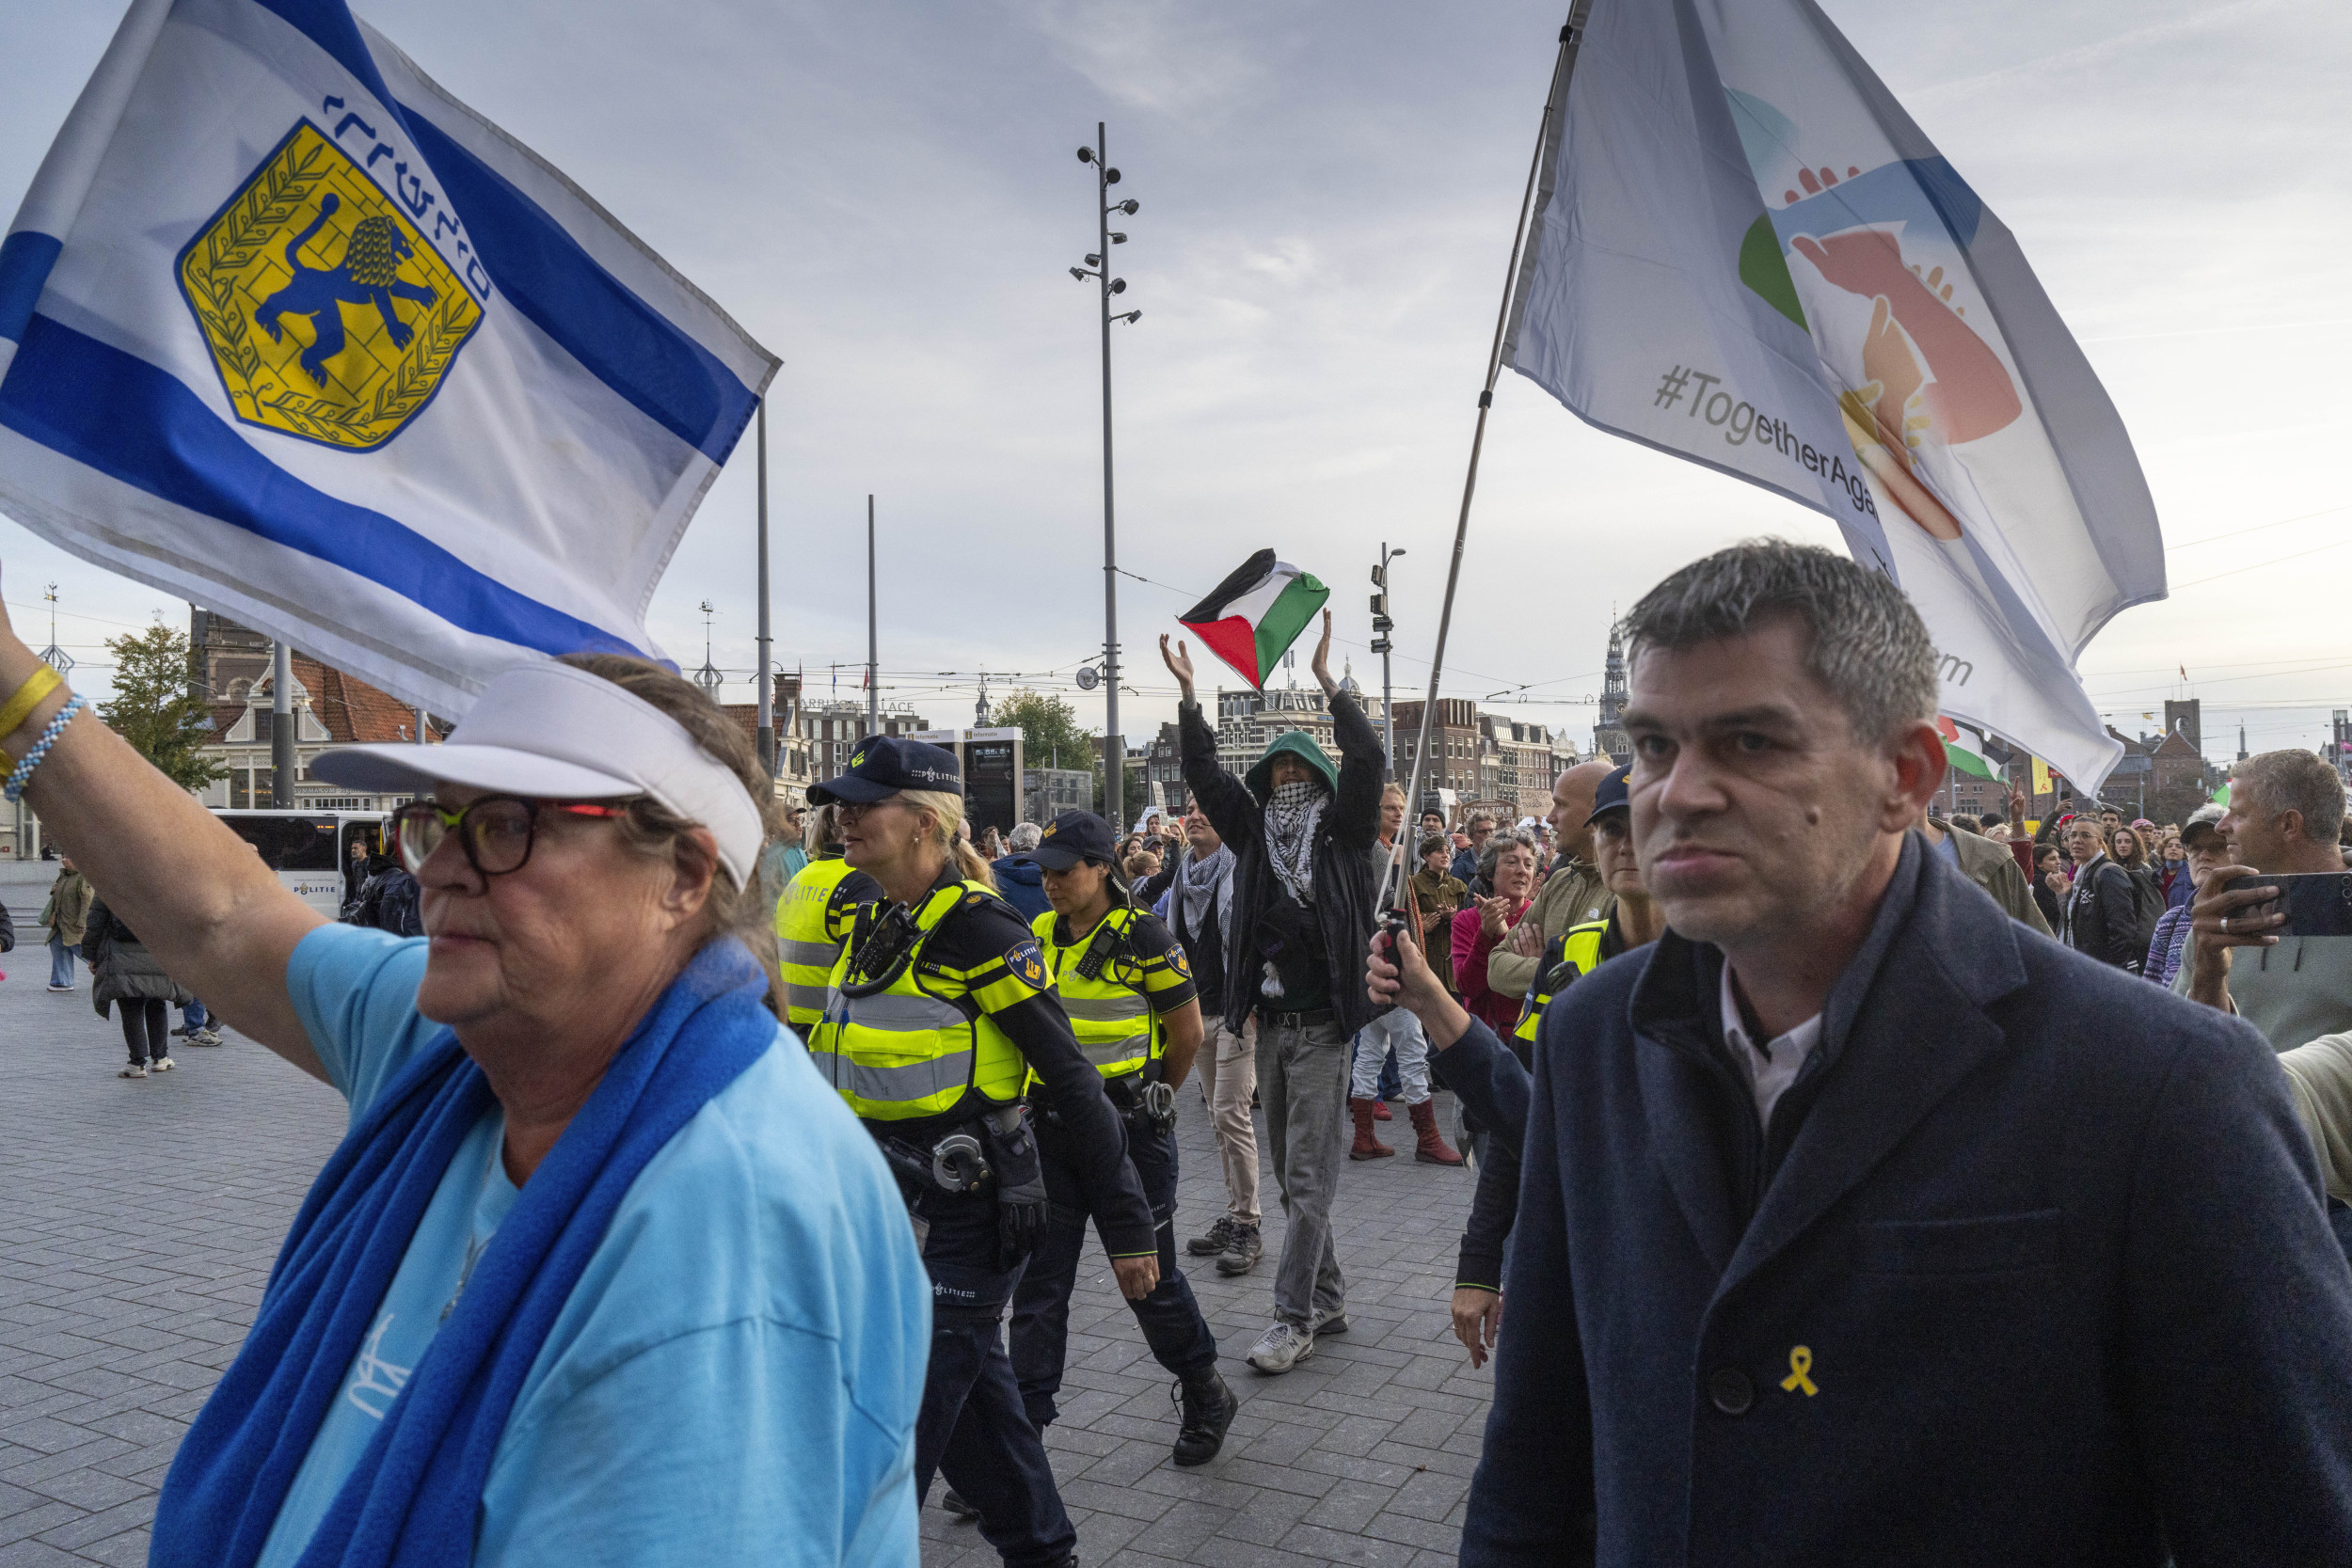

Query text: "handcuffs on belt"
[1103, 1069, 1179, 1135]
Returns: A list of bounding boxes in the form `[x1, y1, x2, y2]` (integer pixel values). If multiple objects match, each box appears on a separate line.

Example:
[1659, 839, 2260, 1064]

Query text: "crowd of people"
[6, 537, 2351, 1566]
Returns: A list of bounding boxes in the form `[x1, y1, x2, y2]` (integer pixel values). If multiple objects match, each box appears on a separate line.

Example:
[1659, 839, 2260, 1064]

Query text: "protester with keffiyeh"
[1162, 610, 1387, 1376]
[0, 587, 928, 1568]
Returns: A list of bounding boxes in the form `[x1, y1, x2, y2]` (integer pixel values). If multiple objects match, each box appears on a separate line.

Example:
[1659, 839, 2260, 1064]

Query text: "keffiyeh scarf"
[1264, 779, 1327, 904]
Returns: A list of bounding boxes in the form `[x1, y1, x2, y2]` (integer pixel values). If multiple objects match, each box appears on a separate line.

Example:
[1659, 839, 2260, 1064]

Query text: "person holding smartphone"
[2179, 750, 2352, 1050]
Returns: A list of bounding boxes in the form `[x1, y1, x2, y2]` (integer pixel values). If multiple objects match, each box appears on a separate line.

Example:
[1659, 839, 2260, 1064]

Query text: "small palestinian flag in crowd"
[1178, 550, 1330, 691]
[1937, 717, 1998, 781]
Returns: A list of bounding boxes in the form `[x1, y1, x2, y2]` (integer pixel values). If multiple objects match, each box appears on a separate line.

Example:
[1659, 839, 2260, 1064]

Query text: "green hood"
[1245, 729, 1339, 802]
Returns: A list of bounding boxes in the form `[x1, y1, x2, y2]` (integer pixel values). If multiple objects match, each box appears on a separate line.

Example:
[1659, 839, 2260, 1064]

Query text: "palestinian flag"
[1178, 550, 1329, 690]
[1937, 717, 1998, 781]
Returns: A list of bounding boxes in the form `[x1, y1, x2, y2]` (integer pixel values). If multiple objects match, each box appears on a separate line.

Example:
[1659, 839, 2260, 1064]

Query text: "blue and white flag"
[1504, 0, 2164, 793]
[0, 0, 775, 718]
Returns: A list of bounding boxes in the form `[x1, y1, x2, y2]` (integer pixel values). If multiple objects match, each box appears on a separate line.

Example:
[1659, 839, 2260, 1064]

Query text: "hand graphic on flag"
[1175, 550, 1330, 692]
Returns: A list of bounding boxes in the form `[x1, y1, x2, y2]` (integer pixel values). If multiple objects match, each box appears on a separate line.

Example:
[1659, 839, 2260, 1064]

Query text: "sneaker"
[150, 1056, 175, 1073]
[45, 983, 72, 993]
[1246, 1320, 1314, 1375]
[169, 1022, 194, 1037]
[1186, 1214, 1236, 1257]
[1170, 1370, 1237, 1465]
[118, 1064, 148, 1079]
[1215, 1221, 1263, 1276]
[939, 1488, 978, 1523]
[1314, 1309, 1348, 1338]
[191, 1029, 226, 1047]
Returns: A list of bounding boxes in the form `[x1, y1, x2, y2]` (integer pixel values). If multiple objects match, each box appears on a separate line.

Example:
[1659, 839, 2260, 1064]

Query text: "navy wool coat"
[1467, 833, 2352, 1566]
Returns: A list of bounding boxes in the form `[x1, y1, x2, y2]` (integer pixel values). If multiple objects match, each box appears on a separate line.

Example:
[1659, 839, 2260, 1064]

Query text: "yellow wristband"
[0, 664, 64, 743]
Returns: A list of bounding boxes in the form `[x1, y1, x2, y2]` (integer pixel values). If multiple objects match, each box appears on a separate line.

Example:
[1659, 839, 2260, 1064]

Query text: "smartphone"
[2222, 874, 2352, 939]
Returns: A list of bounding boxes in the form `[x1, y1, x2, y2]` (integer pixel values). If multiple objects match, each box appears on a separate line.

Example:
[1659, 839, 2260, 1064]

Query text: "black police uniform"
[809, 744, 1152, 1568]
[1001, 814, 1223, 1455]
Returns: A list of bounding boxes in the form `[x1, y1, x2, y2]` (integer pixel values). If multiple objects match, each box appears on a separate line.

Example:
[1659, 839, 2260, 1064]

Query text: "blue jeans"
[183, 998, 209, 1032]
[47, 937, 74, 988]
[911, 1185, 1074, 1568]
[1011, 1113, 1218, 1429]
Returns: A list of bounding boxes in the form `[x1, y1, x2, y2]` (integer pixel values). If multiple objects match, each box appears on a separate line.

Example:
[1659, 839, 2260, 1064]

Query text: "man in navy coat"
[1370, 541, 2352, 1564]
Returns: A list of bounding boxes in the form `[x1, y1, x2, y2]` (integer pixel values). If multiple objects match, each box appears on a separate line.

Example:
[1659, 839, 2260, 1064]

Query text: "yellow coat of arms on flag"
[176, 121, 482, 451]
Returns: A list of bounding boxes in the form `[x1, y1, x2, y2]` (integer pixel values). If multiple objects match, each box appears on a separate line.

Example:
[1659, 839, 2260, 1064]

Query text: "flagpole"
[1386, 20, 1578, 915]
[755, 400, 773, 776]
[866, 494, 879, 738]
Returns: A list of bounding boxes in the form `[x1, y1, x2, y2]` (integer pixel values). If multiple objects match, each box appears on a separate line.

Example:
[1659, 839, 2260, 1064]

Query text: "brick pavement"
[0, 927, 1495, 1566]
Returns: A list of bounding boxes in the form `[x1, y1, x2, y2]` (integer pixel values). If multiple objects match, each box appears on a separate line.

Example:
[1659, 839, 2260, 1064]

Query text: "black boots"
[1172, 1369, 1237, 1466]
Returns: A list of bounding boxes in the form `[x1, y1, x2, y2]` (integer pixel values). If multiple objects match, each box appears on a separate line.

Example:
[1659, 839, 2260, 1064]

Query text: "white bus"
[213, 809, 390, 919]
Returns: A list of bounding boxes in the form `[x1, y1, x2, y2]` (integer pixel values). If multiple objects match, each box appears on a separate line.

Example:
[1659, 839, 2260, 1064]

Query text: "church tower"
[1594, 616, 1631, 767]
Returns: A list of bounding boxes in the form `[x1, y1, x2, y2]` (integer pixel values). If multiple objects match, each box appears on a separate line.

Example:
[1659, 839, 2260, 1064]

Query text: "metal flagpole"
[1096, 120, 1123, 830]
[1385, 22, 1578, 916]
[866, 494, 879, 737]
[755, 402, 774, 775]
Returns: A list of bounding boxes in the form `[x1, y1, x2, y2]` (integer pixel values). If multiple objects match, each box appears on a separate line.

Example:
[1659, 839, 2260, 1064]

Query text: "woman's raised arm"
[0, 600, 326, 1075]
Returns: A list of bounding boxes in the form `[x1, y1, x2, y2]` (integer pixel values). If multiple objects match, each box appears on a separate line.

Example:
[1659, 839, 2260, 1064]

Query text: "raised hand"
[1158, 634, 1196, 705]
[1310, 609, 1337, 696]
[1477, 894, 1514, 942]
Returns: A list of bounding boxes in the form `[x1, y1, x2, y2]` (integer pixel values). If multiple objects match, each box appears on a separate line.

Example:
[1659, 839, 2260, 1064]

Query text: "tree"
[98, 624, 228, 793]
[990, 689, 1093, 772]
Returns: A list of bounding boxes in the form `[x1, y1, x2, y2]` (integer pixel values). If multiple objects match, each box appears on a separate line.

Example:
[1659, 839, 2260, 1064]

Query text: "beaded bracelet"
[4, 694, 86, 803]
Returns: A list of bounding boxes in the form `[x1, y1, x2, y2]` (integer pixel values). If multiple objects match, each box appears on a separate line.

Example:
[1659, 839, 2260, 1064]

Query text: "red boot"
[1409, 1101, 1464, 1165]
[1349, 1097, 1394, 1160]
[1372, 1099, 1392, 1121]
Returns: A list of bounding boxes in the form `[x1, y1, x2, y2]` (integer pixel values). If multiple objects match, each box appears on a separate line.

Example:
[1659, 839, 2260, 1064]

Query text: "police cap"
[806, 736, 962, 804]
[1585, 762, 1631, 827]
[1018, 810, 1119, 871]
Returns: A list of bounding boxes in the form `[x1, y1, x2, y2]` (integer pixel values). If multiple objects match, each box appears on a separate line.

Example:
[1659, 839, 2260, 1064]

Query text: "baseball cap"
[1585, 763, 1632, 826]
[2179, 802, 2227, 849]
[309, 660, 765, 889]
[1018, 810, 1118, 871]
[805, 736, 962, 805]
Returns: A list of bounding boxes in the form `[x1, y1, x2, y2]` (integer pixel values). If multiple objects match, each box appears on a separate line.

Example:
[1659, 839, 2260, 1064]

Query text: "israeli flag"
[0, 0, 776, 718]
[1504, 0, 2164, 793]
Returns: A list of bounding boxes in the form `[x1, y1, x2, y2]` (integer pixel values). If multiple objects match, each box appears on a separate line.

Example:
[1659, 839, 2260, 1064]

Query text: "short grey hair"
[1007, 822, 1043, 852]
[1478, 830, 1537, 880]
[2234, 750, 2347, 844]
[1621, 539, 1938, 746]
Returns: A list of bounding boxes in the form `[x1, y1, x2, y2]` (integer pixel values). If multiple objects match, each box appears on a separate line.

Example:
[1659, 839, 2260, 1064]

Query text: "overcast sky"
[2, 0, 2346, 772]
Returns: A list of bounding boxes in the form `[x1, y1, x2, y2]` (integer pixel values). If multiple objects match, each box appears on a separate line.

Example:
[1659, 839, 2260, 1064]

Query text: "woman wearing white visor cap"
[0, 618, 929, 1567]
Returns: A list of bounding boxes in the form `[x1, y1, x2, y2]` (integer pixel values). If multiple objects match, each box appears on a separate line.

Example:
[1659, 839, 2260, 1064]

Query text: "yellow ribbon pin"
[1780, 1345, 1819, 1397]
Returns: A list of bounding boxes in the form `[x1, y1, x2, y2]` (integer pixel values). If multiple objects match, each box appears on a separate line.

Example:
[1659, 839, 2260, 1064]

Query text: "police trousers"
[1009, 1113, 1219, 1430]
[911, 1185, 1075, 1568]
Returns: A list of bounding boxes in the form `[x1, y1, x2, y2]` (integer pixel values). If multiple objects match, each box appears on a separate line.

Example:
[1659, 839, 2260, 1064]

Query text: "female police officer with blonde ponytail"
[806, 739, 1153, 1568]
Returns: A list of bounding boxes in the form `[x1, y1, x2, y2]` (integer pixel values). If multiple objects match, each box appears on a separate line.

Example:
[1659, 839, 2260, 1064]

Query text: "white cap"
[310, 661, 765, 888]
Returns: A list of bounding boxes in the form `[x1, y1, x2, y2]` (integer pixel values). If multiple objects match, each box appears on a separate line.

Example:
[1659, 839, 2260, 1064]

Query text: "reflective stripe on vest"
[1515, 919, 1610, 1045]
[777, 858, 860, 1029]
[806, 879, 1030, 1121]
[1034, 906, 1157, 1079]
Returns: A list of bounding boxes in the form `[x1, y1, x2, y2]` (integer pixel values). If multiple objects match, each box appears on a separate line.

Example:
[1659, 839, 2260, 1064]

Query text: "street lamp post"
[1073, 126, 1141, 823]
[1371, 544, 1405, 781]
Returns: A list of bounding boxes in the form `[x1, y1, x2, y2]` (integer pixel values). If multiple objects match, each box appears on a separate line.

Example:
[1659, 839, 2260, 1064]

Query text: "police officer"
[1447, 763, 1664, 1370]
[1006, 811, 1236, 1466]
[774, 802, 880, 1039]
[805, 740, 1153, 1568]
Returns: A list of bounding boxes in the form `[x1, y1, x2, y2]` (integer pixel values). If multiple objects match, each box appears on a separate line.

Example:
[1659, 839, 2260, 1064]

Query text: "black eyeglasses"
[392, 796, 632, 879]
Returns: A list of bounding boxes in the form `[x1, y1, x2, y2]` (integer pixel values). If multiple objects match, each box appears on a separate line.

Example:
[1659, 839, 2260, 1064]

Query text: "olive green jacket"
[1487, 855, 1614, 1001]
[40, 868, 92, 948]
[1931, 819, 2052, 938]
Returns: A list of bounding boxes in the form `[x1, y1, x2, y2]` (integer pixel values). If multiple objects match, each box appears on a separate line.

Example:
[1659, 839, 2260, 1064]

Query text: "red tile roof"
[206, 657, 441, 744]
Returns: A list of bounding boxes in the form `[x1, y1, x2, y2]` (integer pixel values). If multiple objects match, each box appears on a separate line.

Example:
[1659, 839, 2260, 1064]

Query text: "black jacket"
[80, 898, 193, 1014]
[1464, 834, 2352, 1566]
[2062, 853, 2142, 972]
[1177, 691, 1386, 1035]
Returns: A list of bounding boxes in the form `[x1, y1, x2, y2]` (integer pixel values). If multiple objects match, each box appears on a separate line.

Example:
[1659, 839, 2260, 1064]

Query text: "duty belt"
[1257, 1005, 1335, 1030]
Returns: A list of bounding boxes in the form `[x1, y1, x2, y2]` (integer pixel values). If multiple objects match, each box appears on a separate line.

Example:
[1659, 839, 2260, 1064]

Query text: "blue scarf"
[152, 939, 775, 1568]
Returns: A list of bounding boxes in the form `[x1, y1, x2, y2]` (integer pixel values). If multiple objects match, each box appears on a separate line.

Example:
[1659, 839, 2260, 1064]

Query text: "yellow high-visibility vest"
[807, 879, 1034, 1122]
[1031, 906, 1161, 1080]
[776, 857, 866, 1032]
[1515, 918, 1611, 1045]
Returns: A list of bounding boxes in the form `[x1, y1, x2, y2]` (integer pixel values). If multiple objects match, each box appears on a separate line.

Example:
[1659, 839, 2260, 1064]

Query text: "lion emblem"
[253, 193, 439, 388]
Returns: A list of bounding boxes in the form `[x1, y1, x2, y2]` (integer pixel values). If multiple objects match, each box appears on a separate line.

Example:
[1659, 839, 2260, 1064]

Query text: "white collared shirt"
[1719, 961, 1823, 1131]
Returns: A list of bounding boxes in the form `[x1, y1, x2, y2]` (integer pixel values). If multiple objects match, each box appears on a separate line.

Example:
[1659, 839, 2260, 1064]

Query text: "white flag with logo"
[1504, 0, 2162, 792]
[0, 0, 775, 718]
